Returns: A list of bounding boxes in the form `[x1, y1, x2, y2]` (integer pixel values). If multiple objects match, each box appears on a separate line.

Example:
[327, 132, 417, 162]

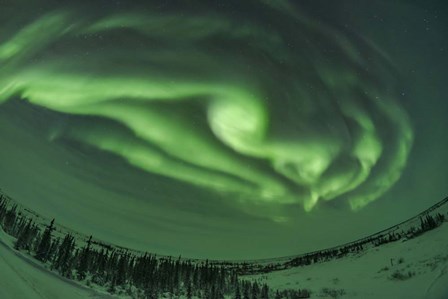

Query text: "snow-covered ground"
[0, 203, 447, 299]
[243, 223, 448, 299]
[0, 229, 114, 299]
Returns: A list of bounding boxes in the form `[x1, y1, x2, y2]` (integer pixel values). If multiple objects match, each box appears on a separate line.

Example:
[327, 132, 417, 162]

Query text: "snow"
[242, 223, 448, 299]
[0, 199, 447, 299]
[2, 223, 446, 299]
[0, 229, 115, 299]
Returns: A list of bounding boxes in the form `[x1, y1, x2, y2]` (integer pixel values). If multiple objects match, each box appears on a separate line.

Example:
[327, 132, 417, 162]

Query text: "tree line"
[1, 191, 445, 298]
[284, 210, 446, 269]
[0, 195, 310, 299]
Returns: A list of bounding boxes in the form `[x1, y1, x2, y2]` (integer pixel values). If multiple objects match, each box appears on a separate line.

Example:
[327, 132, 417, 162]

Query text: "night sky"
[0, 0, 447, 260]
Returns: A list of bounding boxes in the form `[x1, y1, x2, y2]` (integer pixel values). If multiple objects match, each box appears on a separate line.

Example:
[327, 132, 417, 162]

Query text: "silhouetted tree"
[261, 284, 269, 299]
[77, 235, 93, 280]
[235, 283, 242, 299]
[36, 219, 55, 262]
[14, 218, 33, 250]
[252, 281, 260, 299]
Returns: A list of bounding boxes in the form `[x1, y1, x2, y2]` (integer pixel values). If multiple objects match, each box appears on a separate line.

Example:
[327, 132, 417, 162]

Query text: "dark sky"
[0, 0, 447, 259]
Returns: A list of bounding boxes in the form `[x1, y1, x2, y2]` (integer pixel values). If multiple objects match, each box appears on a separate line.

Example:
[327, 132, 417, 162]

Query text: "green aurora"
[0, 0, 446, 259]
[0, 1, 412, 212]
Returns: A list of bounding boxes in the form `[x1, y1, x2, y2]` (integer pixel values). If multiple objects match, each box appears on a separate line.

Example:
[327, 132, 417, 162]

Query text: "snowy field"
[243, 223, 448, 299]
[0, 219, 447, 298]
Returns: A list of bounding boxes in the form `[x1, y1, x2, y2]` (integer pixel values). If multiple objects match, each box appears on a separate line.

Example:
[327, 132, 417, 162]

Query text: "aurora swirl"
[0, 0, 412, 212]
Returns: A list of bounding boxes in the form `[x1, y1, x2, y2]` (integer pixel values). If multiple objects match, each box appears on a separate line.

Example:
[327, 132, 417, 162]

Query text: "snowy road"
[0, 234, 114, 299]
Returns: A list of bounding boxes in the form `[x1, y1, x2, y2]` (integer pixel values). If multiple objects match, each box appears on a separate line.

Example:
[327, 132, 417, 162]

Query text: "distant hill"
[241, 216, 448, 299]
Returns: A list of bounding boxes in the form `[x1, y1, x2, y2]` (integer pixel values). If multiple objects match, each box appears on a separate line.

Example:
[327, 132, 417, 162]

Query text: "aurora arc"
[0, 1, 413, 213]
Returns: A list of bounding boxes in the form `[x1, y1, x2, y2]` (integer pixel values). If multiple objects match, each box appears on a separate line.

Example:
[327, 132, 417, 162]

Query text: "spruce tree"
[235, 283, 241, 299]
[14, 218, 33, 250]
[243, 281, 250, 299]
[3, 205, 17, 234]
[77, 235, 92, 280]
[261, 284, 269, 299]
[275, 290, 282, 299]
[36, 219, 55, 262]
[187, 281, 193, 299]
[115, 252, 128, 286]
[54, 233, 75, 277]
[252, 281, 259, 299]
[0, 196, 7, 220]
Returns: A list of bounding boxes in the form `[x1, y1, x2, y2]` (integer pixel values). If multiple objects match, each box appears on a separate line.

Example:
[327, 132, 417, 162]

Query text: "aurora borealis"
[0, 0, 447, 259]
